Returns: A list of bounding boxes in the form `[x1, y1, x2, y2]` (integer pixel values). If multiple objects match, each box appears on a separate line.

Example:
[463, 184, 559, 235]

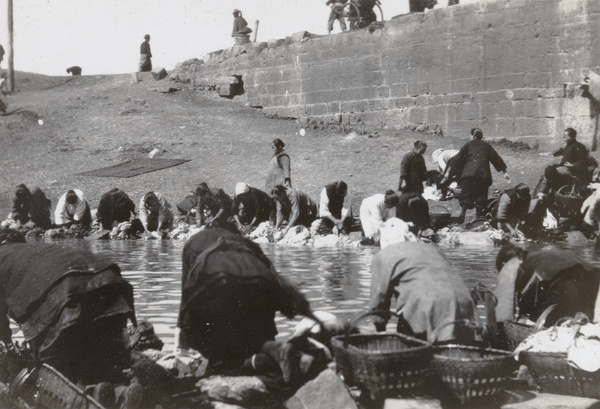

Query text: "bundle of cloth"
[515, 313, 600, 372]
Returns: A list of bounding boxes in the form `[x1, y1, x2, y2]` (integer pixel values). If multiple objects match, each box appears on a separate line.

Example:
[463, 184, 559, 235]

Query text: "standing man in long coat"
[399, 140, 427, 194]
[444, 128, 510, 223]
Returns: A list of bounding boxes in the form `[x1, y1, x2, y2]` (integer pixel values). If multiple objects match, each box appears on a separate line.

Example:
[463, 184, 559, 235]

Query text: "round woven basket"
[430, 344, 516, 405]
[555, 184, 584, 213]
[332, 333, 432, 398]
[502, 321, 535, 350]
[331, 310, 432, 399]
[429, 205, 451, 230]
[519, 351, 600, 399]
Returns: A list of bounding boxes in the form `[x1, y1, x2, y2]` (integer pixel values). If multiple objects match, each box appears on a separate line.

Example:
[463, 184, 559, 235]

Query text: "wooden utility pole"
[252, 20, 259, 43]
[7, 0, 14, 92]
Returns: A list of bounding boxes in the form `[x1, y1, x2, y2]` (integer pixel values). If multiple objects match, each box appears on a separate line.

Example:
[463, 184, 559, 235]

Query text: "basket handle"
[342, 310, 393, 348]
[556, 184, 582, 197]
[532, 304, 557, 333]
[429, 205, 450, 213]
[430, 319, 481, 344]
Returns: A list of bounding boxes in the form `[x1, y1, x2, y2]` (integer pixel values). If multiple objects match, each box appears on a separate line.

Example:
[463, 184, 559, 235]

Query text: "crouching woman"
[369, 241, 478, 344]
[0, 228, 137, 385]
[493, 244, 600, 326]
[175, 222, 316, 381]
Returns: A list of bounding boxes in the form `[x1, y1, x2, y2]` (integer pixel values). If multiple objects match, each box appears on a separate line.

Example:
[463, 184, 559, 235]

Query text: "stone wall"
[171, 0, 600, 147]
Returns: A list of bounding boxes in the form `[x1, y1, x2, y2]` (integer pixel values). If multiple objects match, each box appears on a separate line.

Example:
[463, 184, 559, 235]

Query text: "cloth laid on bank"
[75, 158, 191, 178]
[582, 184, 600, 229]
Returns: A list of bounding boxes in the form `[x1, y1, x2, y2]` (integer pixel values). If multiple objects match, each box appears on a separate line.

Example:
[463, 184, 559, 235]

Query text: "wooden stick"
[253, 20, 259, 42]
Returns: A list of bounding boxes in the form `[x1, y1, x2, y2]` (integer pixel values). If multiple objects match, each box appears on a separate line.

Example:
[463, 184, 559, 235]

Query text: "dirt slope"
[0, 71, 570, 219]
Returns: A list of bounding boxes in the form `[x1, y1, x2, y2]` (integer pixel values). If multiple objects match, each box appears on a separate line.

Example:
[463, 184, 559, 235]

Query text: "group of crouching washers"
[6, 178, 422, 242]
[1, 221, 599, 408]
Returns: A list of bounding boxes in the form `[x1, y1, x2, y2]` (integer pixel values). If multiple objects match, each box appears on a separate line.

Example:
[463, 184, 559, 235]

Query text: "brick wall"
[172, 0, 600, 147]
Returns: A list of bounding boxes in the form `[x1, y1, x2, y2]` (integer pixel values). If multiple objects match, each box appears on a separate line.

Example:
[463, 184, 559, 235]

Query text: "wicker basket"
[11, 364, 106, 409]
[331, 311, 432, 399]
[430, 345, 517, 405]
[429, 205, 451, 230]
[502, 321, 535, 350]
[555, 184, 584, 213]
[519, 351, 600, 399]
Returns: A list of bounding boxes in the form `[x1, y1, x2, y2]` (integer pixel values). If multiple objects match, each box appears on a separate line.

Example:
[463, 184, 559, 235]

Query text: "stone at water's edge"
[196, 376, 273, 406]
[501, 392, 600, 409]
[383, 398, 442, 409]
[563, 230, 592, 246]
[284, 369, 358, 409]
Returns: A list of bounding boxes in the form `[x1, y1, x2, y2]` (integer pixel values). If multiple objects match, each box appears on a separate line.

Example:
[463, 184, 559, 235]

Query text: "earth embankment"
[0, 71, 580, 219]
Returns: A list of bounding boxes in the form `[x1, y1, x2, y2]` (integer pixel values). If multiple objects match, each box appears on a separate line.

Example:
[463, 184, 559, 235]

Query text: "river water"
[10, 239, 600, 351]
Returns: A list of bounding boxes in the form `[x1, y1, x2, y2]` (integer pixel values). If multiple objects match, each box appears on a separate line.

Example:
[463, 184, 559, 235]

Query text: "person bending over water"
[493, 244, 600, 325]
[0, 228, 136, 386]
[175, 222, 317, 383]
[369, 241, 478, 343]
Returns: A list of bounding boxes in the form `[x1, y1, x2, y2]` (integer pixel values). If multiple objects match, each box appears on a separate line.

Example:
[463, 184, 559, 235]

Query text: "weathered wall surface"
[172, 0, 600, 147]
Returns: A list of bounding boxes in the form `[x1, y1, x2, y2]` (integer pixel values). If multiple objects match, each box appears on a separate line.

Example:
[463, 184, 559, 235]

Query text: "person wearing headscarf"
[139, 34, 152, 72]
[493, 183, 531, 238]
[0, 229, 136, 385]
[319, 181, 352, 234]
[399, 140, 427, 194]
[359, 190, 398, 239]
[175, 223, 314, 376]
[138, 191, 174, 238]
[493, 244, 600, 325]
[431, 148, 459, 174]
[97, 188, 137, 231]
[54, 189, 92, 228]
[232, 182, 274, 234]
[369, 241, 477, 343]
[444, 128, 509, 223]
[265, 138, 292, 192]
[271, 185, 317, 238]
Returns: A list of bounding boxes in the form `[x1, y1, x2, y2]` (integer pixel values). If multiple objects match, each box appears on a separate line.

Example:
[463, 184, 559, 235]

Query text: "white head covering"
[431, 148, 444, 163]
[235, 182, 250, 195]
[379, 217, 418, 249]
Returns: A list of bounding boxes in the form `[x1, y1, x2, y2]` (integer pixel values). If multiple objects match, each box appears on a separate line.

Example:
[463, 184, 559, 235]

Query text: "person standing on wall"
[265, 138, 291, 192]
[326, 0, 348, 34]
[139, 34, 152, 72]
[399, 140, 428, 194]
[232, 9, 252, 37]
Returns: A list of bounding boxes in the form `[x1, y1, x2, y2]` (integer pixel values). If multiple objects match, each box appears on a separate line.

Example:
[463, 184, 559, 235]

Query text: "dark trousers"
[459, 178, 490, 211]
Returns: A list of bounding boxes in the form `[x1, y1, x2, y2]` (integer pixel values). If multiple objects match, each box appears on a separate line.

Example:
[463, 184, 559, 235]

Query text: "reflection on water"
[10, 238, 600, 351]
